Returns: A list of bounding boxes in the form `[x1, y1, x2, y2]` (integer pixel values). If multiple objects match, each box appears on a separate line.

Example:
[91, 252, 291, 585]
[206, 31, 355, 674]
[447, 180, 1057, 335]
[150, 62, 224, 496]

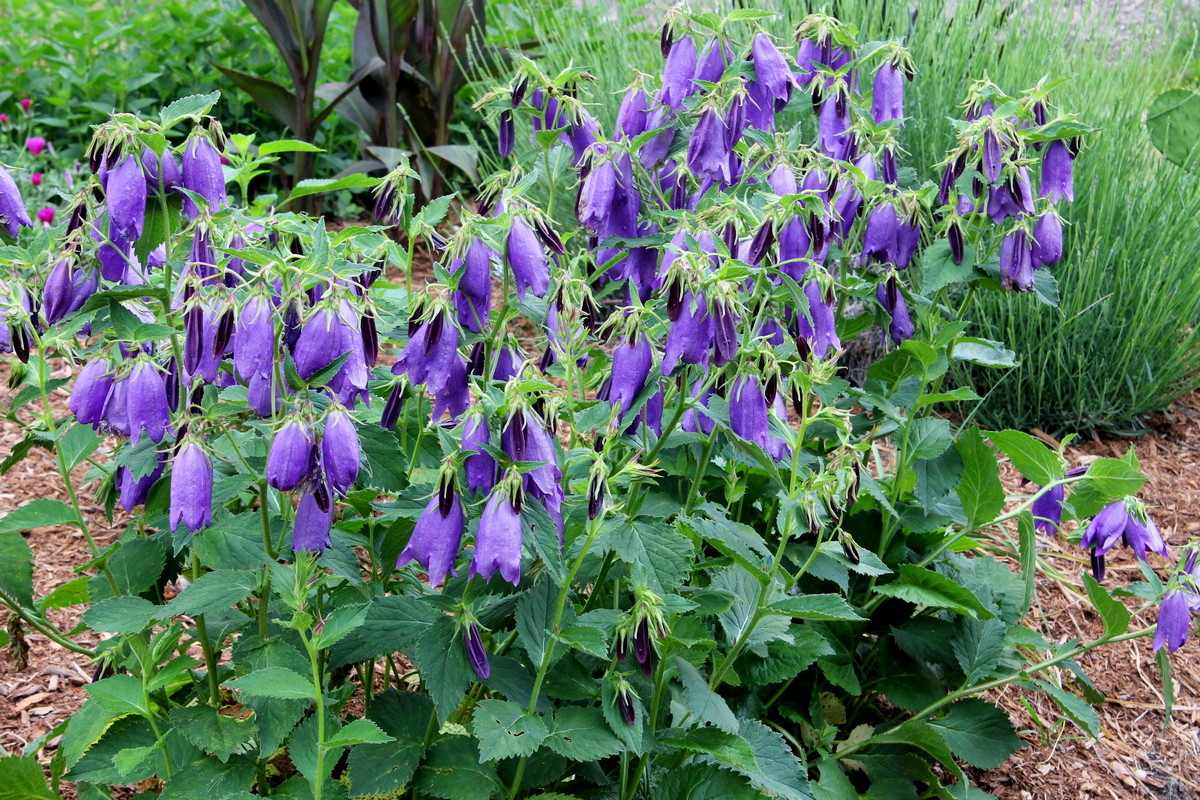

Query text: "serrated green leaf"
[0, 754, 56, 799]
[160, 91, 221, 128]
[951, 617, 1006, 684]
[516, 577, 558, 667]
[57, 423, 101, 470]
[83, 596, 159, 634]
[0, 499, 76, 534]
[91, 538, 166, 600]
[86, 675, 149, 718]
[413, 736, 501, 800]
[907, 418, 952, 461]
[411, 615, 474, 724]
[767, 594, 865, 622]
[471, 699, 548, 762]
[328, 718, 394, 748]
[36, 575, 88, 612]
[604, 517, 693, 594]
[929, 699, 1023, 770]
[1081, 457, 1147, 497]
[733, 718, 813, 800]
[286, 175, 379, 203]
[544, 707, 622, 762]
[1032, 678, 1100, 737]
[0, 532, 35, 608]
[1018, 512, 1037, 615]
[557, 623, 608, 658]
[159, 569, 256, 618]
[674, 657, 739, 734]
[331, 594, 438, 667]
[168, 705, 257, 762]
[1081, 573, 1131, 638]
[950, 424, 1008, 532]
[875, 565, 994, 620]
[227, 667, 314, 700]
[659, 727, 757, 771]
[158, 756, 257, 800]
[984, 430, 1063, 486]
[259, 139, 325, 155]
[313, 603, 368, 651]
[652, 762, 761, 800]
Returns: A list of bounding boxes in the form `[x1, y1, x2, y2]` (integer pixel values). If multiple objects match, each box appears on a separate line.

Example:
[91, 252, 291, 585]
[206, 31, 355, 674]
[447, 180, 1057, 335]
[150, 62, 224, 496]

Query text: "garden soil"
[2, 360, 1199, 800]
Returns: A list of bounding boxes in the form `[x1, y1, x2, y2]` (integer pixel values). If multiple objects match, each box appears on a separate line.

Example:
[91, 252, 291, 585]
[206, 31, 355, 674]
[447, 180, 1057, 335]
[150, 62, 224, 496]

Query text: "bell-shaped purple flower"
[751, 33, 795, 111]
[321, 406, 360, 495]
[292, 490, 333, 553]
[981, 129, 1003, 184]
[294, 303, 356, 380]
[659, 35, 697, 110]
[616, 88, 651, 140]
[107, 155, 147, 241]
[577, 159, 617, 230]
[875, 277, 913, 345]
[863, 203, 898, 264]
[600, 333, 652, 421]
[999, 229, 1033, 292]
[1031, 213, 1063, 268]
[181, 136, 227, 220]
[1032, 484, 1066, 535]
[43, 259, 97, 325]
[1040, 140, 1074, 203]
[871, 63, 904, 124]
[681, 378, 714, 435]
[693, 38, 729, 86]
[464, 622, 490, 680]
[463, 412, 498, 495]
[1082, 499, 1168, 573]
[638, 108, 676, 169]
[142, 146, 181, 192]
[662, 291, 713, 376]
[470, 486, 523, 585]
[268, 420, 317, 492]
[71, 359, 115, 426]
[118, 455, 165, 512]
[233, 293, 274, 382]
[730, 374, 787, 461]
[686, 108, 731, 182]
[798, 280, 841, 356]
[126, 361, 170, 446]
[170, 440, 214, 532]
[398, 492, 464, 587]
[894, 217, 921, 270]
[507, 216, 549, 300]
[1154, 591, 1192, 653]
[394, 309, 469, 416]
[0, 165, 33, 238]
[818, 96, 852, 160]
[451, 238, 494, 333]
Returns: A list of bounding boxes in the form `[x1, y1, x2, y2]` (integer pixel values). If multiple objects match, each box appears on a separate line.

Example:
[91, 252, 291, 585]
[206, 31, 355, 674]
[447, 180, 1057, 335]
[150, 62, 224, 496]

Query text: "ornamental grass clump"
[0, 10, 1194, 800]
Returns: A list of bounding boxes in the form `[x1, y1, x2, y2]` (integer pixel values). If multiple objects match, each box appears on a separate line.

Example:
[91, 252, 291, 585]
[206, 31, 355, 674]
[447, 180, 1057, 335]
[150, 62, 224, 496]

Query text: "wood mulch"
[2, 361, 1199, 799]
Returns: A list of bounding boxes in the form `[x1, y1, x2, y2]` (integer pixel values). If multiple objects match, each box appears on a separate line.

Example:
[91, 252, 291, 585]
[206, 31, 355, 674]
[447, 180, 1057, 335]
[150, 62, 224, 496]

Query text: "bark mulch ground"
[2, 358, 1198, 799]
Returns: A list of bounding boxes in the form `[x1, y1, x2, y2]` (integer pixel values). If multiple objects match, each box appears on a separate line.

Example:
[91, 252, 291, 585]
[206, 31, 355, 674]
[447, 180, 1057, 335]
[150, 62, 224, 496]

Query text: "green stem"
[258, 480, 276, 640]
[191, 553, 222, 706]
[305, 631, 328, 800]
[0, 591, 94, 656]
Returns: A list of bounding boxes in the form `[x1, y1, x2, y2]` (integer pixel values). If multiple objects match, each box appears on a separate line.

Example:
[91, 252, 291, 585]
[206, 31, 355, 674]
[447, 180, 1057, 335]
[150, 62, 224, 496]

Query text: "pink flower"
[0, 114, 7, 125]
[19, 98, 31, 113]
[36, 207, 54, 225]
[30, 173, 41, 187]
[26, 137, 46, 156]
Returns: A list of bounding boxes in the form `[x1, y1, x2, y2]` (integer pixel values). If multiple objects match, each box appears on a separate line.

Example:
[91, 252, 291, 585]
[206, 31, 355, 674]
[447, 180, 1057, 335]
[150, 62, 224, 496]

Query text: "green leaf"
[929, 698, 1023, 770]
[516, 577, 558, 667]
[875, 565, 994, 620]
[1081, 457, 1147, 497]
[232, 637, 310, 754]
[330, 594, 437, 667]
[557, 624, 609, 659]
[159, 569, 256, 618]
[427, 144, 479, 182]
[914, 445, 963, 509]
[659, 728, 757, 771]
[86, 675, 150, 718]
[680, 506, 770, 580]
[286, 175, 379, 203]
[470, 699, 548, 762]
[1145, 87, 1200, 170]
[227, 667, 315, 700]
[861, 720, 968, 798]
[83, 596, 158, 634]
[1018, 512, 1037, 615]
[920, 238, 978, 295]
[328, 718, 394, 747]
[411, 614, 474, 724]
[954, 427, 1004, 530]
[1158, 648, 1175, 722]
[951, 337, 1017, 368]
[1081, 573, 1131, 638]
[524, 498, 567, 584]
[652, 763, 761, 800]
[158, 757, 257, 800]
[57, 423, 101, 470]
[348, 689, 432, 798]
[92, 538, 166, 599]
[313, 603, 368, 651]
[674, 657, 739, 734]
[36, 575, 88, 612]
[951, 617, 1006, 684]
[0, 532, 35, 608]
[259, 139, 325, 155]
[733, 718, 814, 800]
[0, 499, 76, 534]
[906, 417, 952, 461]
[604, 517, 694, 595]
[1032, 678, 1100, 737]
[984, 430, 1063, 486]
[767, 594, 865, 622]
[0, 754, 56, 799]
[168, 705, 258, 762]
[159, 91, 221, 128]
[413, 736, 501, 800]
[544, 707, 622, 762]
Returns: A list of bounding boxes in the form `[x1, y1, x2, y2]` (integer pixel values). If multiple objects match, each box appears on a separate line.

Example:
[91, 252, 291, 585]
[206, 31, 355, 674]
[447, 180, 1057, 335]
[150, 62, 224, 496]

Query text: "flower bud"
[464, 622, 490, 680]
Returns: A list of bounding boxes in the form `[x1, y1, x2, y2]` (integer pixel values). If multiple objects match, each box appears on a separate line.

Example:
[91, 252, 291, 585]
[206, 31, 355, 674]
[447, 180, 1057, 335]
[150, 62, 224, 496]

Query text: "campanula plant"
[0, 9, 1192, 800]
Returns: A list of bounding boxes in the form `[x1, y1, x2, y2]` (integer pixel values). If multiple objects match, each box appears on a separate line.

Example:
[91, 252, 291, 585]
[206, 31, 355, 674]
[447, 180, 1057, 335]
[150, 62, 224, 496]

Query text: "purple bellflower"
[470, 483, 523, 585]
[693, 38, 729, 86]
[118, 454, 165, 512]
[981, 129, 1003, 184]
[1040, 140, 1074, 203]
[398, 490, 464, 587]
[797, 280, 842, 356]
[638, 108, 676, 169]
[107, 155, 147, 242]
[181, 136, 227, 220]
[292, 490, 333, 553]
[681, 378, 715, 435]
[126, 361, 170, 446]
[578, 159, 617, 230]
[875, 277, 914, 345]
[293, 302, 355, 379]
[464, 622, 490, 680]
[751, 33, 795, 111]
[662, 290, 714, 376]
[321, 405, 361, 495]
[170, 440, 214, 532]
[1082, 499, 1168, 581]
[0, 165, 33, 238]
[142, 146, 181, 192]
[71, 359, 115, 426]
[1032, 485, 1065, 535]
[730, 374, 788, 461]
[1031, 212, 1064, 268]
[43, 258, 97, 325]
[616, 88, 651, 140]
[659, 35, 697, 110]
[233, 293, 274, 382]
[267, 420, 317, 492]
[507, 216, 549, 300]
[462, 411, 498, 495]
[1154, 550, 1199, 652]
[871, 62, 904, 124]
[599, 332, 652, 422]
[999, 229, 1034, 292]
[818, 95, 853, 160]
[393, 308, 470, 421]
[687, 108, 731, 182]
[451, 237, 495, 333]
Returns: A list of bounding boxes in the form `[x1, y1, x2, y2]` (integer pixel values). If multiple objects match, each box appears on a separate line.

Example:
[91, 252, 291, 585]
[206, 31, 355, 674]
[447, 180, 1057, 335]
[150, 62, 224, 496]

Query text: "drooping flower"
[36, 207, 54, 225]
[497, 110, 514, 158]
[107, 155, 147, 241]
[662, 290, 713, 376]
[598, 332, 652, 421]
[398, 490, 464, 587]
[470, 482, 523, 585]
[321, 405, 361, 495]
[233, 293, 274, 383]
[126, 360, 170, 446]
[507, 216, 549, 300]
[462, 411, 498, 495]
[862, 203, 898, 264]
[118, 455, 165, 512]
[1032, 485, 1065, 535]
[292, 490, 333, 553]
[170, 440, 214, 532]
[730, 374, 787, 461]
[26, 137, 47, 157]
[1082, 499, 1168, 581]
[616, 88, 651, 140]
[999, 229, 1033, 292]
[71, 358, 115, 426]
[450, 237, 495, 333]
[181, 135, 227, 220]
[751, 33, 794, 110]
[0, 166, 33, 238]
[797, 280, 841, 356]
[817, 94, 852, 160]
[464, 621, 490, 679]
[981, 129, 1002, 184]
[142, 146, 181, 192]
[1040, 140, 1074, 203]
[1154, 590, 1193, 653]
[267, 419, 317, 492]
[42, 258, 97, 325]
[875, 276, 913, 345]
[1031, 212, 1064, 268]
[659, 34, 697, 110]
[393, 307, 470, 420]
[577, 159, 617, 231]
[294, 302, 355, 379]
[686, 108, 731, 182]
[871, 62, 905, 124]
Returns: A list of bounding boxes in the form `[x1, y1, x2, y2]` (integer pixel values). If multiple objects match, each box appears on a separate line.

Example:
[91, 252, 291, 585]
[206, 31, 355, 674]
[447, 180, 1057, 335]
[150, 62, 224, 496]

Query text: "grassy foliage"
[488, 0, 1200, 436]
